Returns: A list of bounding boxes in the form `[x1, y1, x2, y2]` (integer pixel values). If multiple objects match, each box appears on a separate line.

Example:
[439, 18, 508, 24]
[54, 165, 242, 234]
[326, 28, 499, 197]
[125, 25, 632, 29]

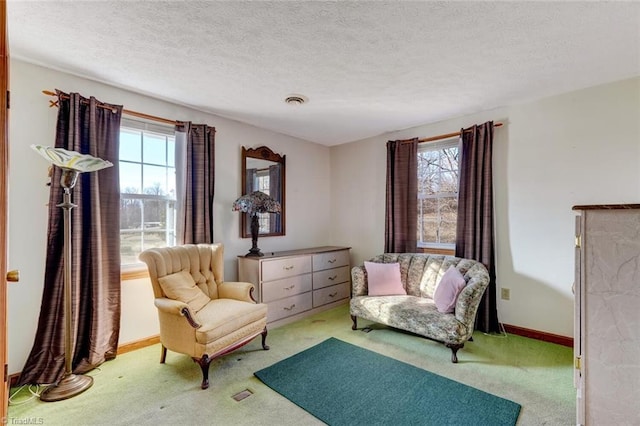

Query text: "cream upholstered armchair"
[139, 243, 269, 389]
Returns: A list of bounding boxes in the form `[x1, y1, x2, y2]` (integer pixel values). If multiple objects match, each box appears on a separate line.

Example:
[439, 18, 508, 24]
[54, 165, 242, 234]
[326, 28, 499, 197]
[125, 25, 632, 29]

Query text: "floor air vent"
[232, 389, 253, 402]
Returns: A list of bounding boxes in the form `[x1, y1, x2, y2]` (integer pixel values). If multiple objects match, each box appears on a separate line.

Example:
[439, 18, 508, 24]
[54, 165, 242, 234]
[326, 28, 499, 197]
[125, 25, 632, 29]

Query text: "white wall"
[8, 58, 639, 375]
[331, 77, 640, 338]
[7, 59, 332, 374]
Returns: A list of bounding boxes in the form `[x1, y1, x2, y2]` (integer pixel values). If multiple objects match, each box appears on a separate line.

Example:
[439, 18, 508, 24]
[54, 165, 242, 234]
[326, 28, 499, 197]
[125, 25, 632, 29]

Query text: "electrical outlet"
[501, 288, 510, 300]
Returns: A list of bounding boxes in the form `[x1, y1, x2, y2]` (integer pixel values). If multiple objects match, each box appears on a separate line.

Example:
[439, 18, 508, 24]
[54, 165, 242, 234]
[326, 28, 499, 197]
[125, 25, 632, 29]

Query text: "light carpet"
[7, 304, 574, 425]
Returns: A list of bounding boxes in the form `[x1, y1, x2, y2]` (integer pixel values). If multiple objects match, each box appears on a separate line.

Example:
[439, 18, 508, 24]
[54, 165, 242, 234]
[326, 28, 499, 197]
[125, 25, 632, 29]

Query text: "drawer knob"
[284, 285, 295, 290]
[329, 292, 338, 298]
[328, 259, 337, 264]
[284, 304, 296, 311]
[328, 275, 337, 281]
[283, 265, 294, 270]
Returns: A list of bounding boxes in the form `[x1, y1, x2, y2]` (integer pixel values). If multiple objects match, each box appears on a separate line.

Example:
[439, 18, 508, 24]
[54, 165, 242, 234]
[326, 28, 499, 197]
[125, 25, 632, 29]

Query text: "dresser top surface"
[238, 246, 350, 260]
[572, 203, 640, 211]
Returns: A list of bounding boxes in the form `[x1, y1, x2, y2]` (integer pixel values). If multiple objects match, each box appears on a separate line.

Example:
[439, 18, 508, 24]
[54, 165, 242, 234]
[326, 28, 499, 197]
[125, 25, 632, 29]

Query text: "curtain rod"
[400, 121, 504, 144]
[45, 89, 502, 140]
[42, 90, 178, 126]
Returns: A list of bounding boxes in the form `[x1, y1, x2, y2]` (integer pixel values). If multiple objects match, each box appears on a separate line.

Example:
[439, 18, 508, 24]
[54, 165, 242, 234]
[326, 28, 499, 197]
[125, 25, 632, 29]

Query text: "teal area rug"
[255, 337, 521, 425]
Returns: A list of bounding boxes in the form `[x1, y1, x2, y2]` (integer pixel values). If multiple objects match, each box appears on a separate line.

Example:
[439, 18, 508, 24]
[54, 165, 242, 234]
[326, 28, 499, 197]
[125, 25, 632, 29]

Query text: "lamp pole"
[40, 168, 93, 401]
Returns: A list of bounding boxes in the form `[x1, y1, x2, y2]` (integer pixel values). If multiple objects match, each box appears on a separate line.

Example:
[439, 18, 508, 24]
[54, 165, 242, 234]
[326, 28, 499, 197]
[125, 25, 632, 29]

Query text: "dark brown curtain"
[175, 122, 215, 244]
[245, 168, 257, 193]
[455, 121, 499, 333]
[384, 138, 418, 253]
[268, 164, 281, 233]
[19, 91, 122, 385]
[243, 168, 256, 235]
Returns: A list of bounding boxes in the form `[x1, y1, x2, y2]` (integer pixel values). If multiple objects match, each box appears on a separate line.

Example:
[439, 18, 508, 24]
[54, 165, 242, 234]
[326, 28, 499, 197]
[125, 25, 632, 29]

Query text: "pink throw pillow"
[365, 261, 406, 296]
[433, 266, 466, 313]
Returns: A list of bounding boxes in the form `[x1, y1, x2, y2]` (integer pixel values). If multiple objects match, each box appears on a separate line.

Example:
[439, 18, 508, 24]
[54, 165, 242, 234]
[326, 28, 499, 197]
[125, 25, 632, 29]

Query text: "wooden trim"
[44, 90, 178, 126]
[8, 324, 571, 387]
[121, 265, 149, 281]
[240, 145, 286, 238]
[417, 247, 455, 256]
[181, 307, 201, 328]
[9, 336, 162, 385]
[503, 323, 573, 347]
[400, 122, 504, 144]
[243, 146, 283, 163]
[116, 335, 160, 355]
[8, 373, 19, 388]
[572, 203, 640, 211]
[1, 0, 9, 417]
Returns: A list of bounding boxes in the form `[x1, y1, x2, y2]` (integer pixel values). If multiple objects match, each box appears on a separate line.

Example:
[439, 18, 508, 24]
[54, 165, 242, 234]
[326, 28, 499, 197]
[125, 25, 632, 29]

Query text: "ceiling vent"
[284, 94, 307, 105]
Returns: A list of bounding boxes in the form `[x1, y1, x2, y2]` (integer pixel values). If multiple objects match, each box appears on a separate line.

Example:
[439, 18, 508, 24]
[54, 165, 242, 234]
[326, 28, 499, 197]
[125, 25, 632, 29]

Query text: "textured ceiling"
[7, 1, 640, 146]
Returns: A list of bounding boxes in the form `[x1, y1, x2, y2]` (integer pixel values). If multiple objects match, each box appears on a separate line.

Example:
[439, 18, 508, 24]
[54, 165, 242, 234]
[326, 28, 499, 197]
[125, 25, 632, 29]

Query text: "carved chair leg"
[160, 345, 167, 364]
[445, 343, 464, 363]
[351, 315, 358, 330]
[194, 355, 212, 390]
[261, 327, 270, 350]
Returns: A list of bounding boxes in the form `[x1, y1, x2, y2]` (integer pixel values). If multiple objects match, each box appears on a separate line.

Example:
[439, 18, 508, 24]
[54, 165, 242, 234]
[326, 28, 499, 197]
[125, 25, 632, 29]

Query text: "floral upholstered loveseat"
[350, 253, 490, 362]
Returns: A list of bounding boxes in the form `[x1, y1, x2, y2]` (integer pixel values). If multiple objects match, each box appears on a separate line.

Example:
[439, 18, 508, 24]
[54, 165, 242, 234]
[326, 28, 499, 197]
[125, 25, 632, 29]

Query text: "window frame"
[119, 118, 177, 267]
[417, 137, 460, 251]
[252, 169, 272, 234]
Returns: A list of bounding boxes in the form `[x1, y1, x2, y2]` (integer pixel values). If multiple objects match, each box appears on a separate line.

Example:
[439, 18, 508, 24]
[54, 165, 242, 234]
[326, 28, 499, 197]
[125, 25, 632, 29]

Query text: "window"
[417, 138, 459, 249]
[119, 119, 176, 264]
[252, 169, 271, 233]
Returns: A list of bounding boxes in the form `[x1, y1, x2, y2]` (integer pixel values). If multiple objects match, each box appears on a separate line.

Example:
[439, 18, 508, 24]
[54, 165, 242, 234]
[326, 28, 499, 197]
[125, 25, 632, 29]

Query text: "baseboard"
[8, 325, 571, 389]
[503, 323, 573, 347]
[8, 336, 161, 388]
[8, 373, 20, 388]
[116, 335, 160, 355]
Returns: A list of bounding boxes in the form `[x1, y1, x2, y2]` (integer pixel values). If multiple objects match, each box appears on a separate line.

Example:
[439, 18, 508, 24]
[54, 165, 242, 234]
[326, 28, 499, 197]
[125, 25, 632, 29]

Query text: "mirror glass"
[241, 146, 286, 237]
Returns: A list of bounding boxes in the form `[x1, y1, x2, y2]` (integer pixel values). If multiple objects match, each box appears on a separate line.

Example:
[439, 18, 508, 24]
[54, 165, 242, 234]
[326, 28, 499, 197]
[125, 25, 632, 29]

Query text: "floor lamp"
[32, 145, 113, 402]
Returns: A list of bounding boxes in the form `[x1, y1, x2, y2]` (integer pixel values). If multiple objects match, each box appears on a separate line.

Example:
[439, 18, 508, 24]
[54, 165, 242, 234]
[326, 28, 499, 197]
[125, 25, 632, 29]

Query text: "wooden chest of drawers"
[238, 246, 351, 326]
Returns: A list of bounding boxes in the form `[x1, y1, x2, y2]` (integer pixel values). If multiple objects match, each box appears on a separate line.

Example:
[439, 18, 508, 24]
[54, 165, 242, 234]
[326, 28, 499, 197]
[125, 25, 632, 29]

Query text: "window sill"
[121, 263, 149, 281]
[416, 246, 455, 256]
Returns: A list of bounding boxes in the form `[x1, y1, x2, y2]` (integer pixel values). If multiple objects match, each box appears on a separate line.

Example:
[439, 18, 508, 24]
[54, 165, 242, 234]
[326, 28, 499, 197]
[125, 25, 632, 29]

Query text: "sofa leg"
[160, 345, 167, 364]
[351, 315, 358, 330]
[445, 343, 464, 363]
[194, 355, 212, 389]
[261, 327, 270, 350]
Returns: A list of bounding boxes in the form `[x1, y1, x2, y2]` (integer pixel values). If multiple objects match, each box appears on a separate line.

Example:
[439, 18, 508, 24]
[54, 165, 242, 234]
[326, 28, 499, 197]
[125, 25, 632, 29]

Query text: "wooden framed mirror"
[241, 146, 286, 238]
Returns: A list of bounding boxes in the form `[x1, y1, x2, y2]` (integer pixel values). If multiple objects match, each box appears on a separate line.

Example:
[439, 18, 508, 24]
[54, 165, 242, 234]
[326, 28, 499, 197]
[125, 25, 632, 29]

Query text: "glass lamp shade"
[232, 191, 281, 215]
[31, 144, 113, 173]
